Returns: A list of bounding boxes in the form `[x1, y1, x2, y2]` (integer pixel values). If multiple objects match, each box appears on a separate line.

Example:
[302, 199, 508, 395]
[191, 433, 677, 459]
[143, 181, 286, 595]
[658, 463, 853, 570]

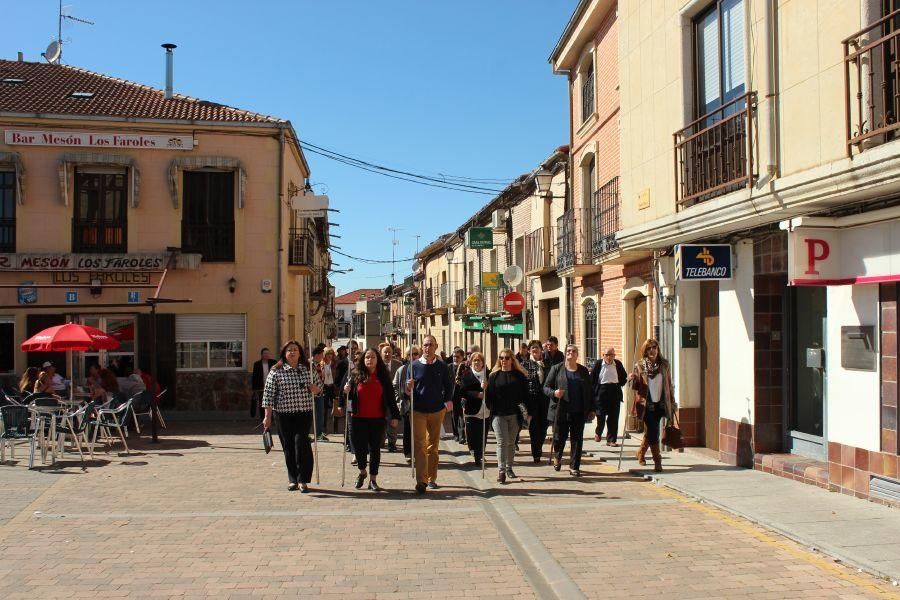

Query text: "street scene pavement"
[1, 424, 898, 600]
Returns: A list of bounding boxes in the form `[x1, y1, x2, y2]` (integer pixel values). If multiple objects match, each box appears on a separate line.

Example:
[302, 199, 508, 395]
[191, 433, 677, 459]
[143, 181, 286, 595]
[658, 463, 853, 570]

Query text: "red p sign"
[804, 238, 830, 275]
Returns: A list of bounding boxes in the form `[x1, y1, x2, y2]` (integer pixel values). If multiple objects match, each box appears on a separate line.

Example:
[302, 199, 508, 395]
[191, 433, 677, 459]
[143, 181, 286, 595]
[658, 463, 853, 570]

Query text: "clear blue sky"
[5, 0, 577, 294]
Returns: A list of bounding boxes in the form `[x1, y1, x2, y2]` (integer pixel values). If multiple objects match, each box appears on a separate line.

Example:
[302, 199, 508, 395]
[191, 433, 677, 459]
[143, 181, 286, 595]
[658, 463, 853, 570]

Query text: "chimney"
[161, 43, 177, 99]
[17, 52, 23, 62]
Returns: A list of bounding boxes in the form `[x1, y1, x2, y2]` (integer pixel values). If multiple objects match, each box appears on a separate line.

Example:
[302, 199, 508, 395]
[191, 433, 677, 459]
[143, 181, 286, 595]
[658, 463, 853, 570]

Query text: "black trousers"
[554, 411, 586, 470]
[250, 390, 262, 417]
[351, 417, 386, 476]
[276, 411, 314, 484]
[402, 412, 412, 457]
[595, 386, 622, 443]
[464, 417, 485, 462]
[528, 395, 551, 460]
[643, 402, 664, 444]
[451, 397, 465, 441]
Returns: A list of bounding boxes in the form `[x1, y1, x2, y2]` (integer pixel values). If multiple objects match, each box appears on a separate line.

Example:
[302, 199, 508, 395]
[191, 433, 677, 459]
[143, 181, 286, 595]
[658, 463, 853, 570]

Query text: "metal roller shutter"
[176, 314, 246, 341]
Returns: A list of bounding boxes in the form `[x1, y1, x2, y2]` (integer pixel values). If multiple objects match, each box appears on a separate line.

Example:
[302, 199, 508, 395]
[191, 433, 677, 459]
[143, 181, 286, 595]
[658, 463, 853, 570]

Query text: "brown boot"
[650, 443, 662, 473]
[636, 438, 649, 466]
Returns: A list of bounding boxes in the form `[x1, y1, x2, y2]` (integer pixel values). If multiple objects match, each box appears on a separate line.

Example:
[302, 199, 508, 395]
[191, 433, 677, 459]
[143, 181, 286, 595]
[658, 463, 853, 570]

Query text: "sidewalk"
[584, 433, 900, 584]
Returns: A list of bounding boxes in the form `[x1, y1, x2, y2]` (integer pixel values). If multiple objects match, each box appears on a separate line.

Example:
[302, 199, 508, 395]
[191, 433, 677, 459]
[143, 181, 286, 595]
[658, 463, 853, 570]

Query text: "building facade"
[611, 0, 900, 504]
[0, 58, 333, 413]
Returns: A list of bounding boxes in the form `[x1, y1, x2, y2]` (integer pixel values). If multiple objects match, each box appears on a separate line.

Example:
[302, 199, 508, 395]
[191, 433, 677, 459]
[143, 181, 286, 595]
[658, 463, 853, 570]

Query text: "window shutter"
[697, 9, 721, 116]
[176, 314, 246, 341]
[721, 0, 746, 102]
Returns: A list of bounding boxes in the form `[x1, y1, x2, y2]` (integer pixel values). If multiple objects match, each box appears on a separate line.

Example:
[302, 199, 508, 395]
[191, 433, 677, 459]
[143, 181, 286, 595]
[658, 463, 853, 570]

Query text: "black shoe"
[427, 481, 439, 490]
[415, 483, 427, 494]
[533, 457, 541, 464]
[388, 445, 398, 453]
[355, 472, 366, 489]
[569, 469, 581, 477]
[369, 480, 382, 492]
[553, 457, 561, 471]
[497, 471, 506, 484]
[287, 482, 299, 491]
[506, 468, 517, 479]
[351, 457, 358, 466]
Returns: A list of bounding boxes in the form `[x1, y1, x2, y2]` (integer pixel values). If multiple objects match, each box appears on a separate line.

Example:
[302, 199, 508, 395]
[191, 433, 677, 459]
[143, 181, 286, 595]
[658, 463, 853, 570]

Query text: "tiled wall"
[881, 284, 898, 453]
[720, 417, 754, 467]
[678, 407, 700, 447]
[827, 441, 899, 507]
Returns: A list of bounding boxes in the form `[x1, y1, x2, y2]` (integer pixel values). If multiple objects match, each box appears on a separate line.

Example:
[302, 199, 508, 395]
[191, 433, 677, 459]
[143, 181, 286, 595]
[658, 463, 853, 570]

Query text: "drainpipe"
[276, 126, 285, 349]
[763, 0, 778, 178]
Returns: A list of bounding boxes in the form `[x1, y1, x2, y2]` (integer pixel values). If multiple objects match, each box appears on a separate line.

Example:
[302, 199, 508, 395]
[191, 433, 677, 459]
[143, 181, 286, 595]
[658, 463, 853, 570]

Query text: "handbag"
[662, 414, 684, 449]
[517, 402, 530, 428]
[262, 429, 273, 454]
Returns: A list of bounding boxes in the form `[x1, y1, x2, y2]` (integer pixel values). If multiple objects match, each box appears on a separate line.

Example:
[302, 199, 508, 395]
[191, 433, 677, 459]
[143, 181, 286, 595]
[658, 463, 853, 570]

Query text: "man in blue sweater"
[406, 334, 452, 494]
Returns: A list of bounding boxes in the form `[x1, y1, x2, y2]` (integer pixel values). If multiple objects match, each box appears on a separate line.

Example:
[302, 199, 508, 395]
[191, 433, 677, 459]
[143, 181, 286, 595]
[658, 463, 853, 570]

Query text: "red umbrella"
[21, 323, 121, 352]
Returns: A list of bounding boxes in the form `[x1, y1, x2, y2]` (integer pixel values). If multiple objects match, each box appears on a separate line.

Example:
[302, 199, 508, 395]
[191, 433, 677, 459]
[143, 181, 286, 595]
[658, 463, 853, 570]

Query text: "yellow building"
[0, 57, 333, 413]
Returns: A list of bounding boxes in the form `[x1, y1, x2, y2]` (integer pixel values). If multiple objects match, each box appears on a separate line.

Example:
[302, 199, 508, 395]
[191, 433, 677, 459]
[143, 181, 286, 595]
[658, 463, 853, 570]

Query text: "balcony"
[591, 177, 620, 260]
[674, 92, 756, 208]
[844, 10, 900, 155]
[423, 287, 434, 312]
[455, 288, 467, 313]
[72, 219, 127, 254]
[524, 226, 556, 275]
[474, 284, 508, 314]
[556, 209, 600, 278]
[287, 227, 315, 274]
[435, 282, 453, 314]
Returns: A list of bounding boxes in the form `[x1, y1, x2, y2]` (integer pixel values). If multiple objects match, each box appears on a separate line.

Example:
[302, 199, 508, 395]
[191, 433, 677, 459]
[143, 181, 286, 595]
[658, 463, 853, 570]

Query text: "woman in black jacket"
[344, 348, 400, 491]
[543, 344, 595, 476]
[460, 352, 490, 466]
[487, 349, 529, 483]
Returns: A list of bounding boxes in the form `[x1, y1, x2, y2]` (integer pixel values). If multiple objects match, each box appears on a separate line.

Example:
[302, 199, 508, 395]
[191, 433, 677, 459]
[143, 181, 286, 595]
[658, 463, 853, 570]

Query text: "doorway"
[789, 286, 827, 459]
[700, 281, 720, 450]
[76, 315, 137, 382]
[626, 294, 648, 431]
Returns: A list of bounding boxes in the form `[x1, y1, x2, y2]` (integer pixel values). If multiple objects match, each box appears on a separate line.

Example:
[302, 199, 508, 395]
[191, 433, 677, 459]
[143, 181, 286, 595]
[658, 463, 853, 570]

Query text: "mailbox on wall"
[841, 326, 877, 371]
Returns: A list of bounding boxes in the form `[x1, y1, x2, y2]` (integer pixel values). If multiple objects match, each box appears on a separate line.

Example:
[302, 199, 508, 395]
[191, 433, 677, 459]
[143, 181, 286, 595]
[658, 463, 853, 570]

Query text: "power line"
[330, 248, 416, 264]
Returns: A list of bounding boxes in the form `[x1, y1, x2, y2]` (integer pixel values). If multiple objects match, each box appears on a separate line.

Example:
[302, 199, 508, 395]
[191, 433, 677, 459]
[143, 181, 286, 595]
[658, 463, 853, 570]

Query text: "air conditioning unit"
[491, 209, 508, 229]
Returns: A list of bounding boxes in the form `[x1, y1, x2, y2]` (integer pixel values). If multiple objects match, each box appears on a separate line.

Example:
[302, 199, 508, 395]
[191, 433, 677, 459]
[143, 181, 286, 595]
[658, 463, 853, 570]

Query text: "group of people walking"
[260, 334, 676, 493]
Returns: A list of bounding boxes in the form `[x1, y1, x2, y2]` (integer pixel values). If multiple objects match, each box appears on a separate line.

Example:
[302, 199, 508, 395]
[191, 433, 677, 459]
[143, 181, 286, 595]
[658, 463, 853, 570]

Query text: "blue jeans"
[313, 395, 326, 435]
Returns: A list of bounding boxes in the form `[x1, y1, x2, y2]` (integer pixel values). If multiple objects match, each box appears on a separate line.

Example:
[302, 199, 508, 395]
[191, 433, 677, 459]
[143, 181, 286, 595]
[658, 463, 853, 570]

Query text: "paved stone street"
[0, 424, 897, 599]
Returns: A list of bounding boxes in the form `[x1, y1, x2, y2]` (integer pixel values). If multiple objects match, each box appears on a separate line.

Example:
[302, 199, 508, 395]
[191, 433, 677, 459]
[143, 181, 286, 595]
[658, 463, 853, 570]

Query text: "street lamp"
[534, 169, 553, 196]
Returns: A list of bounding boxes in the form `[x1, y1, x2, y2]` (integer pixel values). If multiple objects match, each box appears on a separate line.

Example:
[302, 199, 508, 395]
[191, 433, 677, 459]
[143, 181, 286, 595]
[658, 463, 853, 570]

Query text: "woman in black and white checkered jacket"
[262, 340, 322, 492]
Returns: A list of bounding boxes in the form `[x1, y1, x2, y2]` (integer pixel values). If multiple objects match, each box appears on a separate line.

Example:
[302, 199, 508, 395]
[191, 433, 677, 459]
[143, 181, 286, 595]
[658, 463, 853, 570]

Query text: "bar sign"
[65, 291, 78, 303]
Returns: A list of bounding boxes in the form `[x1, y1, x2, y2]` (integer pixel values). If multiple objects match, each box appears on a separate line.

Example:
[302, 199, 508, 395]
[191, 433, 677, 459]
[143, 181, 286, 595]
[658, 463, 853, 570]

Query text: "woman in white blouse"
[629, 339, 675, 473]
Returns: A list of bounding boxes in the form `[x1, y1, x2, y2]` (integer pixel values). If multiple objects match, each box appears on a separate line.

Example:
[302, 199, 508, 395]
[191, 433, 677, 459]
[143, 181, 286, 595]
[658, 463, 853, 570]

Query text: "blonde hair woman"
[487, 349, 529, 483]
[629, 338, 675, 472]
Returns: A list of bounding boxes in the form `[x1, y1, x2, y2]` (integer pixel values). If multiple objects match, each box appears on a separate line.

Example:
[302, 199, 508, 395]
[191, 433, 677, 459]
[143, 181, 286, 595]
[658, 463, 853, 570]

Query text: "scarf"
[472, 368, 486, 384]
[640, 358, 660, 379]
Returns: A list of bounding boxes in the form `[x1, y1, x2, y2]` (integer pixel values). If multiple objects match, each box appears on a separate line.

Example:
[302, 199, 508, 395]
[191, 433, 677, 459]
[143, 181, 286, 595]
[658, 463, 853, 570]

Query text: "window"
[182, 171, 235, 262]
[337, 309, 346, 321]
[73, 169, 127, 253]
[352, 313, 365, 337]
[0, 171, 15, 252]
[0, 316, 13, 373]
[580, 58, 595, 123]
[175, 314, 245, 370]
[695, 0, 745, 121]
[583, 299, 597, 365]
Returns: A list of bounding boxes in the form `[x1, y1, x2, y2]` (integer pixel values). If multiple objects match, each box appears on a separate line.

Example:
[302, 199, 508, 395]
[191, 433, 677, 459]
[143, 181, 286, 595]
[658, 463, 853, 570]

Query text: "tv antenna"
[42, 0, 95, 64]
[388, 227, 403, 285]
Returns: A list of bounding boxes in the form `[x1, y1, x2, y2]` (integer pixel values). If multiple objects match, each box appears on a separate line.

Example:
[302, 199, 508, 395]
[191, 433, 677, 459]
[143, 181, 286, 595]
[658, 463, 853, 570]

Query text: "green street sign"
[467, 227, 493, 249]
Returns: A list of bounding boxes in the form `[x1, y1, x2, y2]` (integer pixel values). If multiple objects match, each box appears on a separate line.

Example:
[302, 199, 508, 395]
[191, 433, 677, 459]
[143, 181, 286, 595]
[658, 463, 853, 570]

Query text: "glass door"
[790, 287, 826, 459]
[74, 315, 137, 386]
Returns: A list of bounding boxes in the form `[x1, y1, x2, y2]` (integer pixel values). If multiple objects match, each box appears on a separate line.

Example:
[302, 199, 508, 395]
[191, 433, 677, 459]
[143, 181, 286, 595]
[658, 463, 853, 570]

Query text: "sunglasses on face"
[500, 356, 512, 361]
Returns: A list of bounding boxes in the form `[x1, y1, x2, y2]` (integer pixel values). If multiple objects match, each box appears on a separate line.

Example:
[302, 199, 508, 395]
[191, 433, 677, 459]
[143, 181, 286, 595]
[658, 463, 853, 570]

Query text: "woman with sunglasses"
[459, 351, 490, 466]
[630, 338, 675, 472]
[487, 349, 529, 483]
[345, 348, 400, 491]
[543, 344, 594, 476]
[262, 340, 322, 493]
[393, 346, 420, 462]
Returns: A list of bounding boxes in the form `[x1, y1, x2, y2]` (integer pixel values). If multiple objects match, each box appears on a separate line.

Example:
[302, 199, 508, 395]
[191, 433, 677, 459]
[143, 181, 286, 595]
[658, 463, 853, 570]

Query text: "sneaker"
[415, 483, 427, 494]
[427, 481, 439, 490]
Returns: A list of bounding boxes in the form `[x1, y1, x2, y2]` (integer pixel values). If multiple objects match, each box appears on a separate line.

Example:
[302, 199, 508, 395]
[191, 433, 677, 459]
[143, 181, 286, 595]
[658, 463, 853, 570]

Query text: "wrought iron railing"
[287, 227, 315, 267]
[438, 282, 452, 308]
[591, 177, 620, 258]
[581, 69, 595, 123]
[72, 219, 127, 254]
[556, 209, 592, 271]
[424, 287, 434, 311]
[525, 226, 555, 274]
[674, 92, 756, 207]
[455, 288, 466, 310]
[844, 9, 900, 154]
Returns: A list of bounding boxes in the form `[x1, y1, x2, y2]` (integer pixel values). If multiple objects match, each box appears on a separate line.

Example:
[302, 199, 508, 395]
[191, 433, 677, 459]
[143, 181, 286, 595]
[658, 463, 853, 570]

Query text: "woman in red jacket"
[346, 348, 400, 491]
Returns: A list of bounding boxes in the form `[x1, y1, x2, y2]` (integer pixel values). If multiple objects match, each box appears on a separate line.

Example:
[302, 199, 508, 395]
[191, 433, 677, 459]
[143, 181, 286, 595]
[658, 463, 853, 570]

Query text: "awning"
[0, 151, 25, 205]
[168, 156, 246, 209]
[784, 209, 900, 286]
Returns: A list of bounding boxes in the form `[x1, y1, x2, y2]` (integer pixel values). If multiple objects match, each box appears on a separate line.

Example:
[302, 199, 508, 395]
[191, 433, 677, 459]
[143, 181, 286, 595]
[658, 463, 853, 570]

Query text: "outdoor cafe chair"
[54, 401, 96, 464]
[131, 389, 167, 433]
[0, 405, 37, 468]
[91, 396, 132, 455]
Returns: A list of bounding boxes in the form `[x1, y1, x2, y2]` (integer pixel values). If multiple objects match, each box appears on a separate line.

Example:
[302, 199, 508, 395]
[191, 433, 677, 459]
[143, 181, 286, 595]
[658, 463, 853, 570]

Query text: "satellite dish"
[503, 265, 524, 287]
[43, 41, 61, 64]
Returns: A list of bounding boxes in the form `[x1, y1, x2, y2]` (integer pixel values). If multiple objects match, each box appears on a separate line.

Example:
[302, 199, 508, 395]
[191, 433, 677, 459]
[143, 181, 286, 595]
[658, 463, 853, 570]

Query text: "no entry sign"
[503, 291, 525, 315]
